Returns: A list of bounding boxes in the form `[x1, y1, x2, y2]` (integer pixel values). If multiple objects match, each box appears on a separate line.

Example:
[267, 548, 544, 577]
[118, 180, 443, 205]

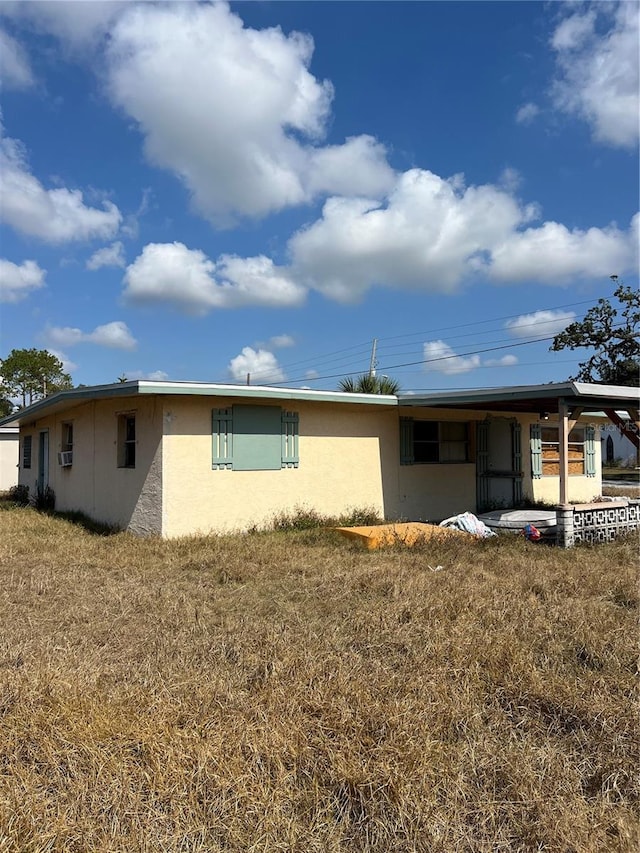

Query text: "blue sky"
[1, 0, 638, 393]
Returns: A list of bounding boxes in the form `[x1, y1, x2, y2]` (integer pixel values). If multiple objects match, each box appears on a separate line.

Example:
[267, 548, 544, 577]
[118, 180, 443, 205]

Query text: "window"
[61, 422, 73, 454]
[117, 414, 136, 468]
[22, 435, 32, 469]
[400, 419, 469, 464]
[530, 423, 596, 478]
[212, 405, 299, 470]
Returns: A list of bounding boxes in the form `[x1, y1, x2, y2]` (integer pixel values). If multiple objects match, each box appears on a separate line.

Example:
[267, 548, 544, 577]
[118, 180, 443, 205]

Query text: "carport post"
[558, 398, 569, 505]
[556, 504, 575, 548]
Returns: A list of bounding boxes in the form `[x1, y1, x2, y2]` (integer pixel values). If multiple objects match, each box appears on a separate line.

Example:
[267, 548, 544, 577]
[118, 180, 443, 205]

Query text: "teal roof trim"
[0, 380, 397, 426]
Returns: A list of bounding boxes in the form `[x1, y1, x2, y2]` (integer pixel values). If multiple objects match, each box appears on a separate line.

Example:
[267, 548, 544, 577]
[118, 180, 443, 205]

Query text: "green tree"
[0, 396, 13, 418]
[338, 374, 401, 394]
[0, 348, 73, 408]
[550, 282, 640, 386]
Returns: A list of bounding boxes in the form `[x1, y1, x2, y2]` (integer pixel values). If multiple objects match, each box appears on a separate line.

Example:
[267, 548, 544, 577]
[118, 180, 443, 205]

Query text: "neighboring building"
[0, 426, 19, 492]
[600, 418, 639, 467]
[1, 380, 637, 537]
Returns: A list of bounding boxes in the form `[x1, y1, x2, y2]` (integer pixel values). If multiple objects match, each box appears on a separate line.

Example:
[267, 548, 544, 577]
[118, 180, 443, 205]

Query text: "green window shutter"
[212, 408, 233, 469]
[400, 418, 414, 465]
[512, 421, 523, 503]
[232, 405, 281, 471]
[282, 411, 299, 468]
[23, 435, 33, 469]
[530, 422, 542, 479]
[585, 424, 596, 477]
[476, 421, 489, 475]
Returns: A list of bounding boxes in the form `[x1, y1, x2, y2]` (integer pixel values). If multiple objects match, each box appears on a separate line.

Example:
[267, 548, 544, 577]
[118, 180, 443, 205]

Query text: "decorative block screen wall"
[572, 501, 640, 545]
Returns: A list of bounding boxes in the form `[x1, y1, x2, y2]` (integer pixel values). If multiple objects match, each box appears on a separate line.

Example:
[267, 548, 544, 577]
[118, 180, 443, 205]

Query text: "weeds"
[0, 506, 637, 852]
[271, 504, 382, 531]
[3, 484, 29, 506]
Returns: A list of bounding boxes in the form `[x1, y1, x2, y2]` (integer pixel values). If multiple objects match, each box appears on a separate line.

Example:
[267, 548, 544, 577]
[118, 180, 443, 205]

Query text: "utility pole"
[368, 338, 378, 378]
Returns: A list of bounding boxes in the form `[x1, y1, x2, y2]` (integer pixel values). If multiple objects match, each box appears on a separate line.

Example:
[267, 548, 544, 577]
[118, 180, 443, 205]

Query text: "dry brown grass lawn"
[0, 505, 638, 852]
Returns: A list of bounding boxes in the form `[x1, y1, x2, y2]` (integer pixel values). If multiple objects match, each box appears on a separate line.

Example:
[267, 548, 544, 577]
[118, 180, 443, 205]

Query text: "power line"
[255, 318, 630, 387]
[268, 293, 612, 378]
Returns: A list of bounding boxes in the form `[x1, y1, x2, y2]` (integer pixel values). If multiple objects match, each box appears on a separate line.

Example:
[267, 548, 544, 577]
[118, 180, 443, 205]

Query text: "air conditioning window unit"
[58, 450, 73, 467]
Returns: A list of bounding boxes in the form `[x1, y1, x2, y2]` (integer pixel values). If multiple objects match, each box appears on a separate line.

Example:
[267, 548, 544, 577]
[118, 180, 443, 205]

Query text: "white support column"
[558, 398, 569, 505]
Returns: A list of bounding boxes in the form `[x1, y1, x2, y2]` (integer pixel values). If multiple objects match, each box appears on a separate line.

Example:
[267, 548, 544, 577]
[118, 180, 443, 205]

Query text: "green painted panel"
[281, 411, 299, 468]
[212, 408, 233, 469]
[400, 418, 414, 465]
[585, 424, 596, 477]
[232, 405, 281, 471]
[530, 423, 542, 479]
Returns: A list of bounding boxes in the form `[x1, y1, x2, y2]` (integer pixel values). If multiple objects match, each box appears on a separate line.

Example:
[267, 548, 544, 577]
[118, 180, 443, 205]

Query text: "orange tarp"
[334, 522, 467, 550]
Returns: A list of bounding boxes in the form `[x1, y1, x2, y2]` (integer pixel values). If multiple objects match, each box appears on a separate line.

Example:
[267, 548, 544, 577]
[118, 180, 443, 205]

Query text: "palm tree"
[338, 374, 401, 395]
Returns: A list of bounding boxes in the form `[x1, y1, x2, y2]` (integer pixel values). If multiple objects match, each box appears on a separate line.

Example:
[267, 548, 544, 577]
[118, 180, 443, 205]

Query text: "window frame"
[117, 413, 136, 469]
[400, 418, 470, 465]
[61, 421, 73, 454]
[530, 423, 596, 478]
[22, 434, 32, 469]
[541, 424, 585, 477]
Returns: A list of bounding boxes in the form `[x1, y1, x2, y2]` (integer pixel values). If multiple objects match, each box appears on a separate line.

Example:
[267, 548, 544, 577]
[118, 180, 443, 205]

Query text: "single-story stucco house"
[1, 380, 637, 537]
[0, 426, 19, 492]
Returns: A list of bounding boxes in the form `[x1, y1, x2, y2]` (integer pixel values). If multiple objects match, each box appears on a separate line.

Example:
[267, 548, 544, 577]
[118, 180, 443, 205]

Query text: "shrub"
[7, 484, 30, 505]
[272, 505, 327, 531]
[271, 504, 383, 532]
[34, 484, 55, 512]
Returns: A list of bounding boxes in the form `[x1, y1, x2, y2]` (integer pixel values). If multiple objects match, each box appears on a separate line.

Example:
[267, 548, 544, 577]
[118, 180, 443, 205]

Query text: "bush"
[34, 484, 55, 512]
[7, 484, 30, 505]
[271, 504, 383, 532]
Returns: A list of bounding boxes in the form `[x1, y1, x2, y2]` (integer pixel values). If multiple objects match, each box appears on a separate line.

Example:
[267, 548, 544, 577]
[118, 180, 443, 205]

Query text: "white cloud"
[228, 347, 286, 384]
[86, 241, 126, 270]
[551, 3, 639, 148]
[46, 320, 137, 350]
[0, 258, 45, 303]
[505, 310, 576, 340]
[125, 369, 170, 381]
[515, 102, 540, 125]
[123, 242, 305, 315]
[106, 1, 394, 222]
[46, 348, 78, 374]
[0, 28, 34, 89]
[0, 126, 122, 243]
[269, 334, 295, 349]
[422, 341, 481, 375]
[484, 355, 519, 367]
[176, 164, 634, 303]
[288, 168, 529, 301]
[498, 167, 522, 193]
[489, 215, 638, 284]
[0, 0, 122, 49]
[146, 370, 169, 381]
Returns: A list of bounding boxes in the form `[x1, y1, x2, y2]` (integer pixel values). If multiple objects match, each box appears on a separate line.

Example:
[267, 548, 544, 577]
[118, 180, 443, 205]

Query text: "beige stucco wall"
[394, 409, 603, 518]
[0, 429, 19, 490]
[520, 414, 602, 505]
[18, 396, 163, 533]
[162, 397, 400, 537]
[14, 395, 605, 537]
[394, 407, 481, 521]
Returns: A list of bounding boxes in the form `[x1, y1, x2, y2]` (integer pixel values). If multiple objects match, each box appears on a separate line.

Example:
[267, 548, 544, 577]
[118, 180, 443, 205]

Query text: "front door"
[476, 418, 522, 511]
[38, 430, 49, 493]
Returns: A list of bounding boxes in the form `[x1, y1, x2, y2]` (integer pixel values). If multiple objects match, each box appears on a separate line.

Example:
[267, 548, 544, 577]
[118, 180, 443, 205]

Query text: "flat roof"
[0, 380, 398, 426]
[398, 381, 640, 414]
[1, 379, 636, 427]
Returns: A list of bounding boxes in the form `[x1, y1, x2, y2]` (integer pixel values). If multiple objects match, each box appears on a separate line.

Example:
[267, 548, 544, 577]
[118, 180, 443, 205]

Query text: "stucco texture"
[19, 396, 163, 534]
[0, 430, 19, 491]
[161, 398, 399, 537]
